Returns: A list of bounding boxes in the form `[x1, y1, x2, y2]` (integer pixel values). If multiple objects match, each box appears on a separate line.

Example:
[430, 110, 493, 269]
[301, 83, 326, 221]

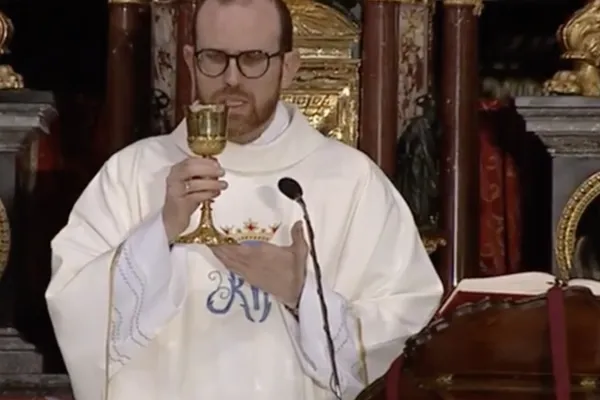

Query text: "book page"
[568, 278, 600, 294]
[454, 272, 556, 295]
[438, 272, 600, 315]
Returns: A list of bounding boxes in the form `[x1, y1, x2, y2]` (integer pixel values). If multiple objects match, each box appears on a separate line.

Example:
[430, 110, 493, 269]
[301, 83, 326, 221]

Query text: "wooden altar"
[383, 280, 600, 399]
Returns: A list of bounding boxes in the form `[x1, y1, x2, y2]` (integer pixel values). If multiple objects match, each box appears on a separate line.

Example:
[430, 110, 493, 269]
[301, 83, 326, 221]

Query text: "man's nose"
[223, 58, 240, 86]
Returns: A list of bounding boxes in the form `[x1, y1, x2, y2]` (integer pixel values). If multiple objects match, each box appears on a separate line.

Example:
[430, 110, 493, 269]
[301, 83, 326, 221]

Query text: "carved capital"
[442, 0, 483, 16]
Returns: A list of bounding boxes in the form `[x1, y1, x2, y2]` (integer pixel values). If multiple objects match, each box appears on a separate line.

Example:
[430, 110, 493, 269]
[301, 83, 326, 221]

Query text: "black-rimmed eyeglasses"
[195, 49, 284, 79]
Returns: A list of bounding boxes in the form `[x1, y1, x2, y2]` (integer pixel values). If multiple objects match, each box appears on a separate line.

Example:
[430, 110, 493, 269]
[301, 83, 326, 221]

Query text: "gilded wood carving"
[555, 172, 600, 281]
[281, 0, 360, 147]
[0, 9, 23, 89]
[544, 0, 600, 96]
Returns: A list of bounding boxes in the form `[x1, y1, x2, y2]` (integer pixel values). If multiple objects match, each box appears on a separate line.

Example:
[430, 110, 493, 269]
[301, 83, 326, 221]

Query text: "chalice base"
[175, 223, 237, 246]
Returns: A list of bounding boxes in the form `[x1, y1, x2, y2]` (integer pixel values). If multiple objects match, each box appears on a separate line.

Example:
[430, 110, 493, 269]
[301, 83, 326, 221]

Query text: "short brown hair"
[195, 0, 294, 52]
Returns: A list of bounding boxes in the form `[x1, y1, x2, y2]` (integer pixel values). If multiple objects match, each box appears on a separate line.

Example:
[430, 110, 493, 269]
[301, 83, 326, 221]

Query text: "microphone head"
[278, 177, 303, 201]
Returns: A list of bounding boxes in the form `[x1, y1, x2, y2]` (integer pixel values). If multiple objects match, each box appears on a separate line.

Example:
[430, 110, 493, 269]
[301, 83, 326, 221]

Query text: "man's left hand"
[210, 221, 308, 308]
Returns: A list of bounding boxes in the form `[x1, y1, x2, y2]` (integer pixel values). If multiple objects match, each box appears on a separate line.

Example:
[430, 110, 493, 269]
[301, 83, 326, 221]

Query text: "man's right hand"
[162, 157, 228, 242]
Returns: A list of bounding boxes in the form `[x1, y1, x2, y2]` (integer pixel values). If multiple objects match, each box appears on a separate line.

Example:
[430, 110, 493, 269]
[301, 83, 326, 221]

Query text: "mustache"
[212, 88, 251, 103]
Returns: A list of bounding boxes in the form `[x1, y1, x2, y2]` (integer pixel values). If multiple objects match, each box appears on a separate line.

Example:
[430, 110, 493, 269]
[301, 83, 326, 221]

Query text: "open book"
[437, 271, 600, 316]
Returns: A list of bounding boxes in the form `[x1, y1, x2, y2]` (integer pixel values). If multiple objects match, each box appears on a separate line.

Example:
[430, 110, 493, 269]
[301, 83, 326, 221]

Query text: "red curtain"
[478, 99, 523, 277]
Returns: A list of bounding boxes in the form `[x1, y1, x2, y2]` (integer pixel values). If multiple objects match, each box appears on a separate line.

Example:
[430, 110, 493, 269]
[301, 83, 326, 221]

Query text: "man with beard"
[45, 0, 443, 399]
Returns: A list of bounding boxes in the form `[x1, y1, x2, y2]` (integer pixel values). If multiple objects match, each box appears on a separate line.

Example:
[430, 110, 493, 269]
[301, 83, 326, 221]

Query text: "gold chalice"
[175, 102, 237, 246]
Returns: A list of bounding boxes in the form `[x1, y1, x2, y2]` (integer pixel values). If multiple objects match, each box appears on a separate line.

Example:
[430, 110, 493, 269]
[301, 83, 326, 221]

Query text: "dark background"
[0, 0, 585, 98]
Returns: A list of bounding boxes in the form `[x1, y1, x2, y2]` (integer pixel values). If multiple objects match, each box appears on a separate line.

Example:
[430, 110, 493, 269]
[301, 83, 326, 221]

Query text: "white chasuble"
[46, 102, 443, 400]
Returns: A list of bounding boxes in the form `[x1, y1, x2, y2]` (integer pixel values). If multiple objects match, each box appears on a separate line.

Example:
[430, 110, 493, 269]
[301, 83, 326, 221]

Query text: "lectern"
[358, 275, 600, 400]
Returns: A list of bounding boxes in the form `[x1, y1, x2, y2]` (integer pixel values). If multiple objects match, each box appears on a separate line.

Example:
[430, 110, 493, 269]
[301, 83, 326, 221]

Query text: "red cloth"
[547, 284, 571, 400]
[385, 358, 402, 399]
[478, 99, 523, 276]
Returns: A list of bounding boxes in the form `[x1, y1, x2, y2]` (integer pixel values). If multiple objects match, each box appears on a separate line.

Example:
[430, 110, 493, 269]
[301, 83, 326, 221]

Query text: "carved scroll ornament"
[555, 171, 600, 281]
[281, 0, 360, 147]
[544, 0, 600, 96]
[0, 9, 23, 89]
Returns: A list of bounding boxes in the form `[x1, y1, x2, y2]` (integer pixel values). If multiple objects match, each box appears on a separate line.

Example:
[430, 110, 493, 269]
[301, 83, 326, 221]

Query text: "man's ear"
[280, 50, 301, 90]
[183, 44, 197, 102]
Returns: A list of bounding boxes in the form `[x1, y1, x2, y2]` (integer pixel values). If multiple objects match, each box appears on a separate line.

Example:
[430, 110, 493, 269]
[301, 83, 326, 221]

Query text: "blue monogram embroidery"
[205, 240, 273, 322]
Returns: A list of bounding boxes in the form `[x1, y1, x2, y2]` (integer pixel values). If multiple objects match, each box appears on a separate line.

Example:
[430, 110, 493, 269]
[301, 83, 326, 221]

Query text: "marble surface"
[515, 95, 600, 275]
[515, 96, 600, 138]
[0, 373, 71, 398]
[0, 397, 72, 400]
[0, 329, 42, 375]
[0, 90, 55, 144]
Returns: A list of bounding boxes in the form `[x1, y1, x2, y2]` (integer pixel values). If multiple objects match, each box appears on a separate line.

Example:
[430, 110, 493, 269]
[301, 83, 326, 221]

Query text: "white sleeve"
[282, 273, 365, 400]
[109, 212, 187, 371]
[45, 153, 189, 397]
[280, 164, 443, 400]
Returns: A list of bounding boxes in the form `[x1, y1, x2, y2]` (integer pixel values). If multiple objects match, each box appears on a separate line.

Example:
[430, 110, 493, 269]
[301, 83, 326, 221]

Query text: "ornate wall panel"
[151, 0, 178, 136]
[397, 0, 433, 135]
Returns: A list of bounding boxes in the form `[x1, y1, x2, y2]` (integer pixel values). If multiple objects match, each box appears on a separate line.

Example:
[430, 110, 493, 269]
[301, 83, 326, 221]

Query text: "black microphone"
[278, 177, 342, 399]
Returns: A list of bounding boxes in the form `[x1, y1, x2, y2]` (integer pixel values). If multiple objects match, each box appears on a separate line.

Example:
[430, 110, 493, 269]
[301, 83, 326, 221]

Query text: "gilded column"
[397, 0, 435, 133]
[175, 0, 197, 123]
[360, 0, 399, 177]
[102, 0, 152, 162]
[438, 0, 482, 289]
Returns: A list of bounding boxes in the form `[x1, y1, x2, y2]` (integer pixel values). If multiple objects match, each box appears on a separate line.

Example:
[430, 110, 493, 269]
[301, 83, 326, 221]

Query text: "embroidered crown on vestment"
[222, 220, 280, 242]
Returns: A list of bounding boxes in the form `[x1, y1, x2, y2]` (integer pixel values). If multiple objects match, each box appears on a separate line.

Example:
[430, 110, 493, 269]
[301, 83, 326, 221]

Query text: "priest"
[45, 0, 443, 398]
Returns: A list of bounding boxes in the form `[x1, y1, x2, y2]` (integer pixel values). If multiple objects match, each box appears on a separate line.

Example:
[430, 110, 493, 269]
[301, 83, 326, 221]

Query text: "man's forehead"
[196, 0, 281, 50]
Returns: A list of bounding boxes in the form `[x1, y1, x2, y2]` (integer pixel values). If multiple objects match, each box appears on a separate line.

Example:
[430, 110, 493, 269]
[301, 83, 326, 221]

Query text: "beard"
[198, 82, 281, 143]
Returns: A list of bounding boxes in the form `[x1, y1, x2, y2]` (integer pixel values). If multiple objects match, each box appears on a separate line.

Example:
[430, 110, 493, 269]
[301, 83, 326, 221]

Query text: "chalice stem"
[174, 197, 237, 245]
[199, 199, 215, 227]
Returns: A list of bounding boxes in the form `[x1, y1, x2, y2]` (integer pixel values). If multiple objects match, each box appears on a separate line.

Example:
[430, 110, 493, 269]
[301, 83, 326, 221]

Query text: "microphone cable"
[299, 198, 343, 400]
[278, 177, 343, 399]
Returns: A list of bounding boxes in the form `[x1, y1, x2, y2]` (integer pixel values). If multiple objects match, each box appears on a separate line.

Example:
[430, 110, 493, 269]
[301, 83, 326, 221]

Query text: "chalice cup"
[175, 102, 237, 246]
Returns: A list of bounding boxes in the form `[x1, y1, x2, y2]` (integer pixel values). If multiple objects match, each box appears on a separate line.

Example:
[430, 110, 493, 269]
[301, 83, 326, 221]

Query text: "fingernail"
[220, 181, 228, 189]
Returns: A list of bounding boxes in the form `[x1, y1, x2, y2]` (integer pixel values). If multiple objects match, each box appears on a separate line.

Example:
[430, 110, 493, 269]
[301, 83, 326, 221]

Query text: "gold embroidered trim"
[104, 242, 126, 400]
[356, 316, 369, 385]
[442, 0, 483, 15]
